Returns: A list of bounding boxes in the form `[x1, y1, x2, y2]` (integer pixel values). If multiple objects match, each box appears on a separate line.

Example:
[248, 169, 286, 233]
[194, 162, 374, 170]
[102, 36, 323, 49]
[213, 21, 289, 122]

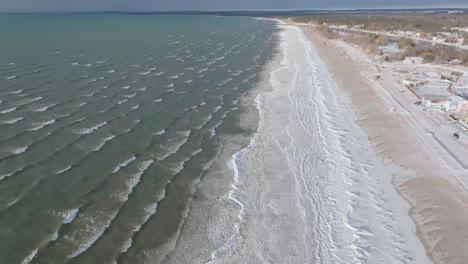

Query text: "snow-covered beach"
[212, 22, 431, 263]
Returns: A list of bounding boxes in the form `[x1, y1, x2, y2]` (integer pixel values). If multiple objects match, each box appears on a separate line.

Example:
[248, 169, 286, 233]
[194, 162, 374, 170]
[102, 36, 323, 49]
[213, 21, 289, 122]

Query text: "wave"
[117, 99, 128, 105]
[11, 146, 28, 155]
[139, 71, 151, 75]
[137, 87, 147, 91]
[153, 71, 165, 76]
[71, 62, 79, 66]
[92, 135, 116, 152]
[130, 105, 140, 110]
[153, 129, 166, 136]
[115, 160, 154, 202]
[20, 248, 38, 264]
[108, 69, 115, 73]
[83, 64, 92, 67]
[153, 98, 163, 103]
[31, 103, 57, 112]
[11, 89, 23, 94]
[5, 75, 16, 80]
[122, 86, 131, 89]
[155, 130, 191, 161]
[113, 156, 137, 174]
[63, 208, 80, 224]
[2, 117, 24, 125]
[123, 94, 136, 98]
[1, 107, 17, 114]
[28, 119, 56, 131]
[74, 122, 107, 135]
[56, 166, 72, 175]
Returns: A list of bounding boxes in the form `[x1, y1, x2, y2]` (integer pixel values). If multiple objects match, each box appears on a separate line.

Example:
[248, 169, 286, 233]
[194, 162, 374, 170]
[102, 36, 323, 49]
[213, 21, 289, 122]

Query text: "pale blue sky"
[0, 0, 466, 12]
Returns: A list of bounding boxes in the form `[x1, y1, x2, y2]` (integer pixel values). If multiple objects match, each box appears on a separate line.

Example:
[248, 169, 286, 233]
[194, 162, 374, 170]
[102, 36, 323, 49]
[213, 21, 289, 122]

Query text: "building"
[422, 95, 468, 112]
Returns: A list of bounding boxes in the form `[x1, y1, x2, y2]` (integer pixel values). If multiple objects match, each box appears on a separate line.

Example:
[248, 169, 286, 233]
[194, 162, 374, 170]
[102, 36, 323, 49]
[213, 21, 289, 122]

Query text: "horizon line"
[1, 7, 468, 14]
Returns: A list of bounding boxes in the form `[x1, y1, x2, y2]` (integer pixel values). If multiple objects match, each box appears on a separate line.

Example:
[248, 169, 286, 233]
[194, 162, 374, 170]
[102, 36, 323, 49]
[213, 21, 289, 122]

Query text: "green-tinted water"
[0, 14, 277, 263]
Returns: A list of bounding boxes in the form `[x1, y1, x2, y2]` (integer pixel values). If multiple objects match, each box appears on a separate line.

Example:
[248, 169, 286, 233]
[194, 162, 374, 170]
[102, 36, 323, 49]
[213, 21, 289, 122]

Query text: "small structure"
[421, 96, 450, 110]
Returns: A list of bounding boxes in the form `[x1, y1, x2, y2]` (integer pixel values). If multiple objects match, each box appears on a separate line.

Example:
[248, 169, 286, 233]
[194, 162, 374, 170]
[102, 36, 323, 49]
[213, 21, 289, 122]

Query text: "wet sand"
[303, 26, 468, 264]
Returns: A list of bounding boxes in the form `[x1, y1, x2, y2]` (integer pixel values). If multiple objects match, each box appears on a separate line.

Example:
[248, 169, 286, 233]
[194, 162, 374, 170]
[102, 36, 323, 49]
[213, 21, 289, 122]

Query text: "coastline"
[302, 25, 468, 263]
[213, 21, 431, 263]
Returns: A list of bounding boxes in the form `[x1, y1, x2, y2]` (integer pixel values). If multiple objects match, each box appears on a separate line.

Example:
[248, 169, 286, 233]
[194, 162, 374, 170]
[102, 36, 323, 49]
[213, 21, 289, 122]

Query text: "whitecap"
[139, 71, 151, 75]
[117, 99, 128, 105]
[71, 62, 79, 66]
[153, 98, 163, 103]
[2, 117, 23, 125]
[92, 135, 116, 152]
[153, 71, 164, 76]
[83, 64, 92, 67]
[10, 89, 23, 94]
[74, 122, 107, 135]
[56, 166, 72, 174]
[122, 86, 130, 89]
[20, 248, 38, 264]
[168, 75, 179, 79]
[113, 156, 136, 173]
[137, 87, 147, 91]
[165, 83, 174, 88]
[63, 208, 79, 224]
[120, 237, 133, 253]
[5, 75, 16, 80]
[1, 107, 17, 114]
[123, 94, 136, 98]
[153, 129, 166, 136]
[130, 105, 139, 110]
[11, 146, 28, 155]
[28, 119, 56, 131]
[96, 60, 106, 64]
[108, 69, 115, 73]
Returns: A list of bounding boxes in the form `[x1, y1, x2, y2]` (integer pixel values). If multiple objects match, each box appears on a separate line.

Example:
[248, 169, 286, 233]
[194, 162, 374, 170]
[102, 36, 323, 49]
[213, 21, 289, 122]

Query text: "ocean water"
[0, 14, 277, 263]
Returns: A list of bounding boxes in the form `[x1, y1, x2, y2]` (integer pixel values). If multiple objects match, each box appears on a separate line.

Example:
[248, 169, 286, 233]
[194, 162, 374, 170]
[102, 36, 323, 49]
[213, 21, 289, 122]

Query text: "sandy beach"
[302, 25, 468, 263]
[137, 20, 467, 264]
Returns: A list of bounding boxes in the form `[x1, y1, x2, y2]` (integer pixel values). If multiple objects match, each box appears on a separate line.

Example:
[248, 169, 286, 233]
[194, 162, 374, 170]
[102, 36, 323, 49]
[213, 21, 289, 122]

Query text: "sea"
[0, 14, 278, 263]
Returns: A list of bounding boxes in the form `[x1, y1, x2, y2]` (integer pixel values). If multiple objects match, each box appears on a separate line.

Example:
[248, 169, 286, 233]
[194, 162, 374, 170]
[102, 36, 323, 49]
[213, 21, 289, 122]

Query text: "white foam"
[120, 238, 133, 253]
[113, 156, 137, 173]
[155, 130, 191, 161]
[28, 119, 56, 131]
[63, 208, 79, 224]
[20, 248, 38, 264]
[153, 98, 163, 103]
[153, 71, 165, 76]
[108, 69, 115, 73]
[123, 93, 136, 98]
[153, 129, 166, 136]
[71, 62, 79, 66]
[31, 103, 56, 112]
[92, 135, 116, 152]
[5, 75, 16, 80]
[137, 87, 147, 91]
[56, 166, 72, 174]
[165, 83, 174, 88]
[2, 117, 23, 125]
[130, 105, 139, 110]
[74, 121, 107, 135]
[83, 64, 92, 67]
[122, 86, 131, 89]
[10, 89, 23, 94]
[117, 99, 128, 105]
[11, 146, 27, 155]
[1, 107, 17, 114]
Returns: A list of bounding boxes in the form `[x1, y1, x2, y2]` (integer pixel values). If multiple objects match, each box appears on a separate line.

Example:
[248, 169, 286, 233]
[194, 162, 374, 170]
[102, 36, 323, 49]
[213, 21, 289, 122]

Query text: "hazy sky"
[1, 0, 467, 12]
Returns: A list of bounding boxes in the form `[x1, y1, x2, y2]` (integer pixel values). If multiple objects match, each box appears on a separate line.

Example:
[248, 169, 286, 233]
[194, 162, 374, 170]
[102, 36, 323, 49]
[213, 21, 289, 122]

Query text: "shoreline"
[213, 21, 431, 263]
[302, 25, 468, 263]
